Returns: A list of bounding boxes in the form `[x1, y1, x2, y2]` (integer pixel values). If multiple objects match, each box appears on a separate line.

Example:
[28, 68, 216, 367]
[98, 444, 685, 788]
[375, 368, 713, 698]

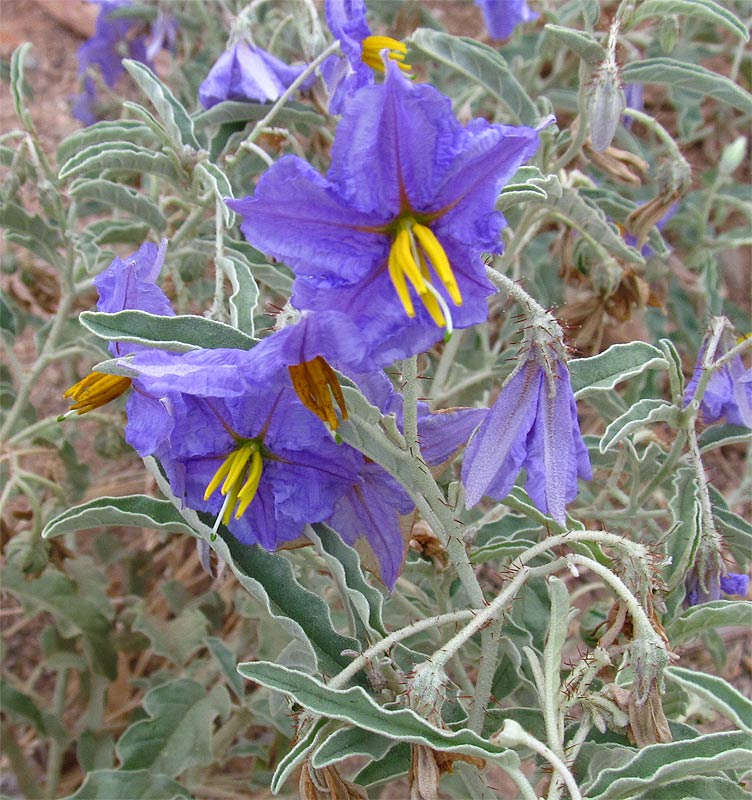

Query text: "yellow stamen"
[235, 451, 263, 519]
[288, 356, 348, 430]
[63, 371, 132, 415]
[204, 441, 264, 523]
[361, 35, 411, 74]
[412, 223, 463, 305]
[386, 219, 460, 328]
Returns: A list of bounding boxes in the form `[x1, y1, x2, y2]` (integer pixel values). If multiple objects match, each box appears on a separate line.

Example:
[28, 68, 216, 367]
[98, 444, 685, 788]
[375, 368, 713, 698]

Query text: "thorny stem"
[401, 356, 421, 459]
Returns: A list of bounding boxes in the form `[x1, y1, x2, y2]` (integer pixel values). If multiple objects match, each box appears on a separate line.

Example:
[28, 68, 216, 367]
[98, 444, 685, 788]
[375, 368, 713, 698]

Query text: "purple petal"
[720, 572, 750, 597]
[462, 362, 541, 507]
[475, 0, 539, 39]
[418, 406, 488, 466]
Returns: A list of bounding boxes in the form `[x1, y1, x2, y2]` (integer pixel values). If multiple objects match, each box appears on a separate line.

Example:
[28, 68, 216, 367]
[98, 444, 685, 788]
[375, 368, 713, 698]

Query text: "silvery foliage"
[2, 1, 751, 798]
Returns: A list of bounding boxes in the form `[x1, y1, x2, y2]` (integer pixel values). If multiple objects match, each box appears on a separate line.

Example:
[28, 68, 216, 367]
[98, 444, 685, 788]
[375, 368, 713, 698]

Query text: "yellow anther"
[415, 250, 446, 327]
[235, 451, 264, 519]
[288, 356, 348, 430]
[221, 443, 256, 496]
[412, 223, 462, 305]
[361, 35, 411, 74]
[204, 456, 235, 502]
[63, 371, 132, 415]
[388, 244, 416, 317]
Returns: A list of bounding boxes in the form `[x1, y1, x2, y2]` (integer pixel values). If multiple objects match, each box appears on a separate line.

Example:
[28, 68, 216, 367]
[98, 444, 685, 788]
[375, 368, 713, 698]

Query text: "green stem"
[44, 667, 69, 799]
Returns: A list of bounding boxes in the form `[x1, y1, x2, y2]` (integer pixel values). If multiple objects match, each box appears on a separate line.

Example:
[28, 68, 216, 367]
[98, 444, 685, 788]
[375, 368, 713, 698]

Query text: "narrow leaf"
[600, 399, 677, 453]
[665, 666, 752, 731]
[79, 310, 257, 352]
[312, 726, 396, 769]
[633, 0, 748, 41]
[59, 142, 184, 186]
[543, 24, 607, 65]
[570, 342, 668, 397]
[409, 28, 540, 126]
[622, 58, 752, 115]
[668, 600, 752, 644]
[70, 179, 167, 232]
[64, 769, 190, 800]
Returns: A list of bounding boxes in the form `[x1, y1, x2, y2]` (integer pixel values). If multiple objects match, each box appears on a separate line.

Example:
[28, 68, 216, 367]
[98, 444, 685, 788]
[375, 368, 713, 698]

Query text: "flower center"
[387, 218, 462, 328]
[62, 371, 132, 417]
[361, 36, 411, 74]
[288, 356, 348, 430]
[204, 440, 264, 526]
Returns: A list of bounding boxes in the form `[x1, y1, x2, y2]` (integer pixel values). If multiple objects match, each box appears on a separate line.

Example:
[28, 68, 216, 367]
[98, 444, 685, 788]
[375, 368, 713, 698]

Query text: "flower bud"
[588, 59, 626, 152]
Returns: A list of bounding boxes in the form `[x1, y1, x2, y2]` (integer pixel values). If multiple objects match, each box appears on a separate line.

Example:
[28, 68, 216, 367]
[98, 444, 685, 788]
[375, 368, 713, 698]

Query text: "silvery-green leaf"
[63, 769, 190, 800]
[115, 679, 230, 776]
[193, 99, 321, 132]
[70, 179, 167, 232]
[123, 59, 199, 149]
[0, 678, 68, 744]
[665, 666, 752, 731]
[42, 495, 196, 540]
[622, 58, 752, 115]
[225, 240, 294, 295]
[664, 467, 701, 591]
[131, 603, 208, 665]
[197, 161, 236, 226]
[310, 523, 386, 637]
[585, 730, 752, 799]
[408, 28, 540, 126]
[216, 255, 259, 337]
[546, 187, 645, 264]
[471, 537, 538, 565]
[0, 293, 17, 336]
[668, 600, 752, 644]
[57, 120, 159, 166]
[632, 0, 748, 41]
[270, 719, 329, 793]
[2, 565, 116, 679]
[205, 636, 246, 701]
[599, 399, 678, 453]
[629, 776, 752, 800]
[354, 742, 411, 787]
[312, 726, 396, 769]
[79, 310, 257, 352]
[59, 142, 184, 186]
[699, 424, 752, 452]
[81, 219, 151, 247]
[10, 44, 34, 132]
[0, 202, 62, 266]
[570, 342, 668, 397]
[237, 661, 523, 768]
[542, 24, 606, 65]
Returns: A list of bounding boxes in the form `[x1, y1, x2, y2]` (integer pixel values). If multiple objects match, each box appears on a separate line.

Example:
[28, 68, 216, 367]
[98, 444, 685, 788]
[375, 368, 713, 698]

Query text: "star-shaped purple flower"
[461, 344, 591, 524]
[228, 61, 540, 368]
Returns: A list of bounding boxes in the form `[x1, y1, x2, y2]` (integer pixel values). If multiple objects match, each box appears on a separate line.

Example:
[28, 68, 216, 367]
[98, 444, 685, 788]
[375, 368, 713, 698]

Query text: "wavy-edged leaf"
[310, 523, 386, 638]
[630, 776, 752, 800]
[2, 566, 116, 678]
[1, 202, 62, 266]
[10, 43, 34, 131]
[237, 661, 523, 768]
[710, 487, 752, 568]
[116, 679, 230, 776]
[668, 600, 752, 644]
[585, 730, 752, 799]
[59, 142, 184, 186]
[599, 399, 677, 453]
[312, 726, 396, 769]
[354, 742, 412, 787]
[57, 120, 159, 166]
[543, 24, 607, 65]
[216, 255, 258, 337]
[70, 179, 167, 232]
[64, 769, 190, 800]
[270, 719, 329, 793]
[79, 309, 257, 352]
[225, 240, 294, 296]
[42, 495, 196, 540]
[699, 423, 752, 452]
[193, 99, 322, 132]
[570, 342, 668, 398]
[197, 161, 236, 226]
[622, 58, 752, 115]
[205, 636, 246, 701]
[81, 219, 151, 247]
[409, 28, 540, 126]
[123, 59, 199, 148]
[665, 666, 752, 731]
[665, 467, 701, 591]
[0, 678, 67, 744]
[632, 0, 748, 41]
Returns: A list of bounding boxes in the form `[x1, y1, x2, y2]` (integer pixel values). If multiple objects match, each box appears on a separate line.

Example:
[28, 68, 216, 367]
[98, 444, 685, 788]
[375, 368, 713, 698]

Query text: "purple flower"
[323, 0, 409, 114]
[685, 564, 750, 606]
[475, 0, 538, 40]
[198, 41, 313, 109]
[328, 459, 412, 589]
[63, 240, 173, 416]
[684, 336, 752, 429]
[461, 345, 592, 524]
[623, 83, 643, 131]
[228, 61, 540, 368]
[123, 347, 363, 549]
[73, 0, 152, 123]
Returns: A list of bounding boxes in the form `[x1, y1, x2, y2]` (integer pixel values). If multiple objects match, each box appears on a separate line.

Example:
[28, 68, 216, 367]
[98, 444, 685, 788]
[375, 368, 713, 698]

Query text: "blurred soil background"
[0, 1, 750, 798]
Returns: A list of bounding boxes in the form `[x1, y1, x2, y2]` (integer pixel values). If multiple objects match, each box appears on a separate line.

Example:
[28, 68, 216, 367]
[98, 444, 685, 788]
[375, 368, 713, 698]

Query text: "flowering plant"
[3, 1, 751, 798]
